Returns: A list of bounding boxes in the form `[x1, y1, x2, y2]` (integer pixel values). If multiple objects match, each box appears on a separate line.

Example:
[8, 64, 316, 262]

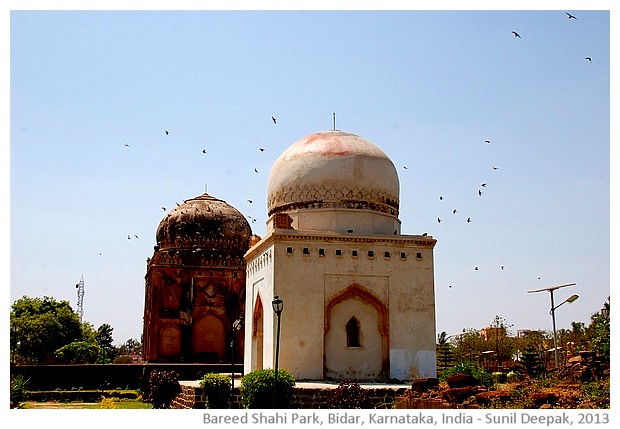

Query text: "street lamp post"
[231, 317, 243, 389]
[271, 295, 283, 409]
[528, 283, 578, 369]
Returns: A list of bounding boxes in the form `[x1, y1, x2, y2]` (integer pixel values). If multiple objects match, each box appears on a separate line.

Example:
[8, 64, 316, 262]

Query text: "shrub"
[328, 381, 372, 409]
[506, 371, 520, 382]
[147, 370, 182, 409]
[199, 373, 231, 409]
[240, 369, 295, 409]
[100, 397, 118, 409]
[441, 362, 491, 386]
[10, 375, 30, 408]
[113, 355, 134, 364]
[491, 372, 506, 384]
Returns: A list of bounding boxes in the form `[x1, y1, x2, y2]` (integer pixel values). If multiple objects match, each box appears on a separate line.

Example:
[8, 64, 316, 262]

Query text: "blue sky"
[6, 4, 614, 347]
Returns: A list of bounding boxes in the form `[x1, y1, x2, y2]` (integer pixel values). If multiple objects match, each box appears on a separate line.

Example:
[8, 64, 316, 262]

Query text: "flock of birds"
[117, 11, 593, 285]
[118, 115, 280, 243]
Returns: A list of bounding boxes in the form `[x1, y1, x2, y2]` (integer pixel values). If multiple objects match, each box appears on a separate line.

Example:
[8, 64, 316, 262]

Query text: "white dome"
[267, 130, 400, 234]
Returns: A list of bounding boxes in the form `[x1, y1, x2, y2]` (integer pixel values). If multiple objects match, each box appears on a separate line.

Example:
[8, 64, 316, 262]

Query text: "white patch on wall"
[415, 350, 437, 379]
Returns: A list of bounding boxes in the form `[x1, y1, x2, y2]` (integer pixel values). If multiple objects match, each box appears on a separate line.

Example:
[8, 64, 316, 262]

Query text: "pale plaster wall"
[244, 231, 436, 381]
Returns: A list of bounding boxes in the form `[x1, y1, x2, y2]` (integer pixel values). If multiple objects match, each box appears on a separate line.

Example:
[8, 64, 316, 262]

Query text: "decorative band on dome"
[267, 183, 399, 216]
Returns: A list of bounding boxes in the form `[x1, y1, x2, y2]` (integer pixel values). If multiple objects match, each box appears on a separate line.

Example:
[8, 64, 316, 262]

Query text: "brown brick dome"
[156, 193, 252, 257]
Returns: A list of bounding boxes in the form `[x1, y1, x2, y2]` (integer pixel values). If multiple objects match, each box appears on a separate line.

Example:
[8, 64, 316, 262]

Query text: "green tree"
[95, 323, 117, 363]
[486, 315, 516, 369]
[436, 331, 455, 376]
[10, 296, 83, 364]
[55, 340, 101, 364]
[452, 329, 486, 365]
[586, 297, 610, 362]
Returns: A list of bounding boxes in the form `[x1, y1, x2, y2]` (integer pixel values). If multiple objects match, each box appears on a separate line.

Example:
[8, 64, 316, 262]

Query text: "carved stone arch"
[324, 284, 389, 379]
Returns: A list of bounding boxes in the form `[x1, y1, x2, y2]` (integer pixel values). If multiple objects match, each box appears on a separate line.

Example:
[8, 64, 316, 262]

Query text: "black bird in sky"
[437, 217, 441, 223]
[481, 183, 487, 187]
[467, 217, 471, 223]
[202, 149, 207, 154]
[453, 209, 457, 214]
[162, 207, 166, 211]
[247, 199, 253, 203]
[484, 140, 491, 144]
[165, 130, 170, 135]
[566, 12, 577, 20]
[478, 190, 482, 196]
[492, 166, 498, 170]
[127, 235, 131, 240]
[501, 266, 505, 270]
[259, 148, 266, 152]
[254, 168, 259, 173]
[512, 31, 521, 38]
[585, 57, 592, 62]
[439, 196, 443, 201]
[272, 116, 277, 124]
[475, 266, 479, 271]
[123, 143, 129, 147]
[134, 235, 139, 239]
[403, 166, 408, 169]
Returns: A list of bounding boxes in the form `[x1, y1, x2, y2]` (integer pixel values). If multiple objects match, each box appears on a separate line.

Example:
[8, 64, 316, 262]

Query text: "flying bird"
[467, 217, 471, 223]
[585, 57, 592, 62]
[165, 130, 170, 135]
[134, 235, 139, 239]
[127, 235, 131, 240]
[202, 149, 207, 154]
[272, 116, 277, 124]
[565, 12, 577, 20]
[439, 196, 443, 201]
[475, 266, 479, 271]
[437, 217, 441, 223]
[453, 209, 457, 214]
[478, 190, 482, 196]
[512, 31, 521, 38]
[123, 143, 129, 147]
[492, 166, 498, 170]
[259, 148, 266, 152]
[501, 266, 505, 270]
[162, 207, 166, 211]
[484, 140, 491, 144]
[403, 166, 408, 169]
[481, 183, 487, 187]
[254, 168, 259, 173]
[247, 199, 253, 203]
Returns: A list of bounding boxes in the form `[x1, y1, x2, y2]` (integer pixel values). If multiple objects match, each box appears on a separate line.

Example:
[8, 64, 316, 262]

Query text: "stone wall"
[171, 383, 409, 409]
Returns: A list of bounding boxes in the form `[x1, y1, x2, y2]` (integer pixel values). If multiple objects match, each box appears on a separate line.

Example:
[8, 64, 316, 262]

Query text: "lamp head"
[272, 295, 283, 315]
[566, 294, 579, 303]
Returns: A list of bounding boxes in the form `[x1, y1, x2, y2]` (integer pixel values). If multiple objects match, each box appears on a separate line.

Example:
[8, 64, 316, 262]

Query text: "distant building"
[142, 194, 252, 362]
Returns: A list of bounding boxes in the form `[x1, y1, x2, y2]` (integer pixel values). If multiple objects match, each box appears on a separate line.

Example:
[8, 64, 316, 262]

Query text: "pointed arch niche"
[324, 284, 389, 380]
[193, 312, 226, 361]
[251, 293, 264, 370]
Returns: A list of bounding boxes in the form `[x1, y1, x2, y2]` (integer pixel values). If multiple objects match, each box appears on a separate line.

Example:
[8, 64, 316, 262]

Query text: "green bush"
[328, 381, 372, 409]
[10, 375, 30, 408]
[240, 368, 295, 409]
[441, 362, 491, 387]
[506, 371, 520, 382]
[199, 373, 231, 409]
[147, 370, 182, 409]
